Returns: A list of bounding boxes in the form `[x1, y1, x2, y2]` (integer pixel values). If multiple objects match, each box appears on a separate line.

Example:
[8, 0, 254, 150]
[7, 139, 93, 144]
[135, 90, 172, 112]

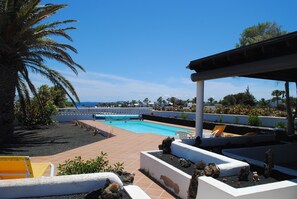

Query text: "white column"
[195, 81, 204, 137]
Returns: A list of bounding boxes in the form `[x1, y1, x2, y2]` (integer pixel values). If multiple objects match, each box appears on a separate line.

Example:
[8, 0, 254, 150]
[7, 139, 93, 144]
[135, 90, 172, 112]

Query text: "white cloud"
[29, 70, 295, 102]
[30, 70, 196, 102]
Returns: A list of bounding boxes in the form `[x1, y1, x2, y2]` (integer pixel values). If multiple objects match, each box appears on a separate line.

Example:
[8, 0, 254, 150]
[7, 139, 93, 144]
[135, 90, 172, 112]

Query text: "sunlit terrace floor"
[31, 120, 187, 199]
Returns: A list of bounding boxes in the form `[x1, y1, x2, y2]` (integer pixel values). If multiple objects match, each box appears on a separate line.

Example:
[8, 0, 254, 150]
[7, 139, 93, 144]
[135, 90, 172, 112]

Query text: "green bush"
[275, 121, 286, 128]
[180, 113, 188, 120]
[247, 115, 262, 126]
[218, 116, 223, 123]
[234, 116, 239, 124]
[204, 104, 287, 117]
[57, 152, 124, 176]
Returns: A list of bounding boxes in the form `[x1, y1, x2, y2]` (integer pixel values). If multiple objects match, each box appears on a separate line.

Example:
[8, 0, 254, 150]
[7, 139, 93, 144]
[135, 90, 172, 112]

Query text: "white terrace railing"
[55, 107, 153, 122]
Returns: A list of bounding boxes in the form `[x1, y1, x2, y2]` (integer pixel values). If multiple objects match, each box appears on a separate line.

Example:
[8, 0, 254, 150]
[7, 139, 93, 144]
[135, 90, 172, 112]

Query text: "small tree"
[208, 97, 215, 105]
[157, 96, 163, 106]
[271, 90, 285, 107]
[236, 22, 286, 47]
[143, 98, 150, 107]
[15, 85, 60, 126]
[258, 98, 270, 108]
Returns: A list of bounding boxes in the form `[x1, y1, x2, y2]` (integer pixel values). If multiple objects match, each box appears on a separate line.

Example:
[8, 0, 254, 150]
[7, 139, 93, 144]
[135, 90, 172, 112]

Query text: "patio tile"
[143, 188, 163, 197]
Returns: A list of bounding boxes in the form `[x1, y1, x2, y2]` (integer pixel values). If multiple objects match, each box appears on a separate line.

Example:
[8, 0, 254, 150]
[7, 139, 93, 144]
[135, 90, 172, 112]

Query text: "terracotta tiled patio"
[31, 120, 190, 199]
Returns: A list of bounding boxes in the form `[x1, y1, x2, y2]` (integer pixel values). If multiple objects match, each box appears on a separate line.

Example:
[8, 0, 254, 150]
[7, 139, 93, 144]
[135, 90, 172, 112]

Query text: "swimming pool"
[103, 120, 191, 137]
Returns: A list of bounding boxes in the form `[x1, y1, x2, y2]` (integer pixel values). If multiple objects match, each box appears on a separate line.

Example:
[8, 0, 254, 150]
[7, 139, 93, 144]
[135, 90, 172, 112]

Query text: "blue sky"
[35, 0, 297, 102]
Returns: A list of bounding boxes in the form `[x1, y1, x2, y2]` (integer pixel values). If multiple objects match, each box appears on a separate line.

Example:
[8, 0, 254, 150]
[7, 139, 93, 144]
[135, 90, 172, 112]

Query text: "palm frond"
[2, 0, 84, 116]
[19, 67, 45, 114]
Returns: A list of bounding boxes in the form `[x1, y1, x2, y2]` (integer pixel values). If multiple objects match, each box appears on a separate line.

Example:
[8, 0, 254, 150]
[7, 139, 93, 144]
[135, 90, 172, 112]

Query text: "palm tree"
[143, 98, 150, 107]
[157, 96, 163, 106]
[208, 97, 215, 105]
[271, 90, 284, 106]
[0, 0, 84, 142]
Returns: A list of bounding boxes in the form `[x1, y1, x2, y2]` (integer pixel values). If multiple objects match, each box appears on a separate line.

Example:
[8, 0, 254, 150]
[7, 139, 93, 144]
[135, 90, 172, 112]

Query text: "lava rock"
[158, 137, 175, 154]
[264, 149, 274, 178]
[238, 166, 250, 181]
[179, 158, 191, 168]
[117, 171, 135, 185]
[85, 179, 123, 199]
[188, 169, 205, 199]
[193, 136, 202, 147]
[252, 171, 260, 182]
[195, 160, 206, 170]
[204, 163, 220, 178]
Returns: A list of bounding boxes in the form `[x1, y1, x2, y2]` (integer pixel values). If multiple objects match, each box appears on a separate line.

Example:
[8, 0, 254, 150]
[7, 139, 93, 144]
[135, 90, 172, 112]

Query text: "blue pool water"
[103, 120, 190, 137]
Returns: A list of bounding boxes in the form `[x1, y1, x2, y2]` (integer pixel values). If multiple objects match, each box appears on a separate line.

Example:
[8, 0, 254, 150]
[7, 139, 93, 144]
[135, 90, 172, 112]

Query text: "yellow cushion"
[0, 156, 51, 179]
[211, 125, 226, 137]
[31, 163, 50, 178]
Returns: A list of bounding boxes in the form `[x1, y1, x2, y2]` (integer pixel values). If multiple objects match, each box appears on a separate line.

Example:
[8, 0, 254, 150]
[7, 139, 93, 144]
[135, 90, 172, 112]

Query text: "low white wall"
[140, 150, 191, 199]
[124, 185, 151, 199]
[152, 111, 292, 128]
[181, 134, 276, 147]
[0, 172, 122, 199]
[171, 141, 249, 177]
[196, 176, 297, 199]
[55, 107, 153, 122]
[54, 114, 93, 122]
[222, 143, 297, 177]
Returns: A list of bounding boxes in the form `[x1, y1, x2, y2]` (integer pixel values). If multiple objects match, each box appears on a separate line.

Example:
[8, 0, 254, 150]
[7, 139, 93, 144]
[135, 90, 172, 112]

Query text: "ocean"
[75, 102, 99, 107]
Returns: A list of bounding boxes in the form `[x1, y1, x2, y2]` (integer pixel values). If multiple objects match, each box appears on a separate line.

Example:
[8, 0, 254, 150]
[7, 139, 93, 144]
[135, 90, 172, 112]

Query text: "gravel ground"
[0, 123, 106, 156]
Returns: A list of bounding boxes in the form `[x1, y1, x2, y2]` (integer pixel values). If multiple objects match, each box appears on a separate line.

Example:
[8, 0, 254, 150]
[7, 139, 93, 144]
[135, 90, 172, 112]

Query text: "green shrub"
[57, 152, 124, 176]
[180, 113, 188, 120]
[276, 104, 285, 111]
[234, 116, 239, 124]
[218, 116, 223, 123]
[204, 104, 287, 117]
[247, 115, 262, 126]
[275, 121, 286, 128]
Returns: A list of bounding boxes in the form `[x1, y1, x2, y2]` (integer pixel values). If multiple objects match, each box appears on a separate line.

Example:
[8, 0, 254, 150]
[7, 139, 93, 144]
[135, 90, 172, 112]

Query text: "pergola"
[188, 31, 297, 137]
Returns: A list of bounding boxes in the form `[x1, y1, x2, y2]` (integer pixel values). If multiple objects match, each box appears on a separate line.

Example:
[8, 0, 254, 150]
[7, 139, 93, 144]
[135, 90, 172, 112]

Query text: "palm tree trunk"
[285, 82, 294, 135]
[0, 64, 18, 143]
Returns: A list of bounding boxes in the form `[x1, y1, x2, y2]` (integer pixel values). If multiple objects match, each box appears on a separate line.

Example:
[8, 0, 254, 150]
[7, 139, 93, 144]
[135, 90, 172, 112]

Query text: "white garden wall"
[222, 143, 297, 177]
[0, 172, 150, 199]
[54, 107, 152, 122]
[152, 111, 292, 128]
[196, 176, 297, 199]
[171, 141, 249, 176]
[140, 150, 191, 199]
[0, 172, 122, 198]
[181, 134, 276, 147]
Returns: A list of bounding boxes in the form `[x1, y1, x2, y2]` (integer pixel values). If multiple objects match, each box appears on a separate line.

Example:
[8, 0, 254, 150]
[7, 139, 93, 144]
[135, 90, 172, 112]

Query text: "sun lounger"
[176, 131, 195, 139]
[210, 125, 226, 137]
[0, 156, 54, 180]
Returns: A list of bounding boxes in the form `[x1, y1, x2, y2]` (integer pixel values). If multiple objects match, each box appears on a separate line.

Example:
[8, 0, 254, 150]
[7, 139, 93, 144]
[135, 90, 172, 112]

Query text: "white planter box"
[0, 172, 150, 199]
[222, 143, 297, 177]
[171, 141, 249, 177]
[140, 141, 249, 199]
[197, 176, 297, 199]
[140, 150, 191, 199]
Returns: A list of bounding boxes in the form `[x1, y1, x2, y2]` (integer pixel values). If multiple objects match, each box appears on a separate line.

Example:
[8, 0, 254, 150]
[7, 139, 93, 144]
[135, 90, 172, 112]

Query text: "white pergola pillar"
[195, 80, 204, 137]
